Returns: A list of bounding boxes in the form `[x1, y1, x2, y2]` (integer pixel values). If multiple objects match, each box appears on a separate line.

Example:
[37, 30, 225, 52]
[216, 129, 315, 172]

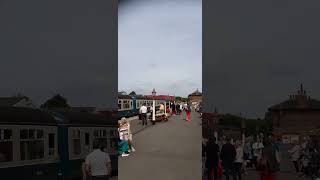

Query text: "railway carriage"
[0, 107, 117, 180]
[117, 94, 171, 119]
[117, 94, 135, 118]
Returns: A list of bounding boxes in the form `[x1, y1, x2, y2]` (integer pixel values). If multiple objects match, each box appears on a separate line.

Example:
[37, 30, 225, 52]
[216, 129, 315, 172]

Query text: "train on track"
[118, 94, 171, 119]
[0, 107, 118, 180]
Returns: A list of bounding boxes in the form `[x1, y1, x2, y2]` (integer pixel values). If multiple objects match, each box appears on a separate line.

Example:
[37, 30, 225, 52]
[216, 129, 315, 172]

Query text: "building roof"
[188, 89, 202, 97]
[268, 84, 320, 111]
[55, 111, 116, 126]
[0, 96, 28, 107]
[118, 94, 132, 99]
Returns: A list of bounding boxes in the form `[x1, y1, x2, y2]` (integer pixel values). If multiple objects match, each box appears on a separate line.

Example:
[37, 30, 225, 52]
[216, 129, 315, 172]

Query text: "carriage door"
[82, 129, 92, 155]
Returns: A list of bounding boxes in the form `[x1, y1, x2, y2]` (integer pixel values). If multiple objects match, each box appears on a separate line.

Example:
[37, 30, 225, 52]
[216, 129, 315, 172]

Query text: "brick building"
[188, 89, 202, 104]
[267, 84, 320, 143]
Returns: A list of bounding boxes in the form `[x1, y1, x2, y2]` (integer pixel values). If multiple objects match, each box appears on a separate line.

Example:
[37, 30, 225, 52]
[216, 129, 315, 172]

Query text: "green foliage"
[219, 114, 269, 136]
[175, 96, 188, 102]
[129, 91, 136, 96]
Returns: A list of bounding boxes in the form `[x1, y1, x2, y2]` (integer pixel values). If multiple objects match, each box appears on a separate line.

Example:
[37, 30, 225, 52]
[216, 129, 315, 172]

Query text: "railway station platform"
[118, 111, 202, 180]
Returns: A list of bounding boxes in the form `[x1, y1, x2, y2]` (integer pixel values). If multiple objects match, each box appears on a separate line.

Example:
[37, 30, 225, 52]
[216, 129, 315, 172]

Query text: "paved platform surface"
[119, 111, 202, 180]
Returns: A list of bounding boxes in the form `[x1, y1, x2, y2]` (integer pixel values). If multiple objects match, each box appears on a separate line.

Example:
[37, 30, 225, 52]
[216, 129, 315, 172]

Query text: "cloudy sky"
[118, 0, 202, 97]
[204, 0, 320, 118]
[0, 1, 117, 108]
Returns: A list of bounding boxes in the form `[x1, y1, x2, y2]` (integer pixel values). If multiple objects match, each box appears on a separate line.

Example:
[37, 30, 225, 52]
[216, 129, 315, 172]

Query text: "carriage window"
[84, 133, 90, 153]
[0, 129, 13, 162]
[48, 133, 55, 156]
[20, 129, 44, 161]
[123, 100, 130, 109]
[71, 129, 81, 155]
[94, 129, 108, 151]
[118, 100, 122, 110]
[37, 130, 44, 139]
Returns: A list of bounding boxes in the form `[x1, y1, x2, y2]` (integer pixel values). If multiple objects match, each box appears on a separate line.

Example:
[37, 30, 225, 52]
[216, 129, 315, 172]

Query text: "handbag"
[210, 161, 223, 178]
[218, 162, 223, 178]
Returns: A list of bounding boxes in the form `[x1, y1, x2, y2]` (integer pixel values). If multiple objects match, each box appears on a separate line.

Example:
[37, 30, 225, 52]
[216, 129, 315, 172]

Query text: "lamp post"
[152, 88, 156, 125]
[164, 97, 167, 117]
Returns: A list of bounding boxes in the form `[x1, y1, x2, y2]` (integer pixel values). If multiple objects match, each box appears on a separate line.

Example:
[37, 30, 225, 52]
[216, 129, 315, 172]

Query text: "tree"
[41, 94, 70, 109]
[129, 91, 136, 96]
[175, 96, 182, 101]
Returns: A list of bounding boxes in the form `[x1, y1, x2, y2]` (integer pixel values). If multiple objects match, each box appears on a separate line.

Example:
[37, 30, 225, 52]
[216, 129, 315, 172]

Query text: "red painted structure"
[144, 95, 175, 100]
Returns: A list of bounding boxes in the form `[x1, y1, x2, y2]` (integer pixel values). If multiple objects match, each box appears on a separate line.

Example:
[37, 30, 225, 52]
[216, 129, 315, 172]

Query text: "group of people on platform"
[138, 101, 195, 123]
[117, 101, 198, 159]
[203, 135, 281, 180]
[287, 136, 320, 179]
[168, 101, 193, 121]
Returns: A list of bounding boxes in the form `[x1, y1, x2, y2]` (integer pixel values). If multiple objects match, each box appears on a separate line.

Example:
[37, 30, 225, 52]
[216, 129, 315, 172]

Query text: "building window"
[20, 129, 44, 161]
[0, 129, 13, 162]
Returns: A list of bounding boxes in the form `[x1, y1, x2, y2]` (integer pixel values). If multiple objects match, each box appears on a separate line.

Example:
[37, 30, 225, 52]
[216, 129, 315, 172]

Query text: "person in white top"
[252, 138, 264, 170]
[121, 117, 135, 152]
[234, 140, 244, 180]
[288, 140, 301, 173]
[85, 140, 112, 180]
[139, 103, 148, 126]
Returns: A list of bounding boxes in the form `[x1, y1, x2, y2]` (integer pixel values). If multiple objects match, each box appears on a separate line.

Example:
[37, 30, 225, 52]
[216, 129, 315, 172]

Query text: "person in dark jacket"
[220, 137, 237, 180]
[176, 103, 180, 115]
[206, 137, 220, 180]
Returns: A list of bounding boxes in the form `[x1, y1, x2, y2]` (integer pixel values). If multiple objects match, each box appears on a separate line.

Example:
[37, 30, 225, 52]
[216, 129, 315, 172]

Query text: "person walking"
[185, 102, 191, 121]
[139, 103, 148, 126]
[288, 140, 301, 174]
[85, 140, 112, 180]
[253, 138, 264, 170]
[220, 137, 237, 180]
[175, 103, 180, 115]
[206, 137, 220, 180]
[234, 140, 244, 180]
[244, 139, 253, 170]
[259, 137, 280, 180]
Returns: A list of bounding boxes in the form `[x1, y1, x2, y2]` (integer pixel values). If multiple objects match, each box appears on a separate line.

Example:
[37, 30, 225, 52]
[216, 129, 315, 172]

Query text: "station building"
[267, 84, 320, 143]
[188, 89, 202, 104]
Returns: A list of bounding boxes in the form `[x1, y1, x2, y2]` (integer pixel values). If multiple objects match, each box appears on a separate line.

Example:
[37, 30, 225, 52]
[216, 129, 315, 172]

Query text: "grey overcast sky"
[118, 0, 202, 97]
[0, 1, 117, 108]
[204, 0, 320, 118]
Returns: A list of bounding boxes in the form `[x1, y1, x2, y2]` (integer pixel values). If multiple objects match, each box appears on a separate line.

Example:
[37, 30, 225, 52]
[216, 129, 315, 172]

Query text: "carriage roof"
[0, 107, 116, 126]
[118, 94, 133, 99]
[0, 107, 57, 125]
